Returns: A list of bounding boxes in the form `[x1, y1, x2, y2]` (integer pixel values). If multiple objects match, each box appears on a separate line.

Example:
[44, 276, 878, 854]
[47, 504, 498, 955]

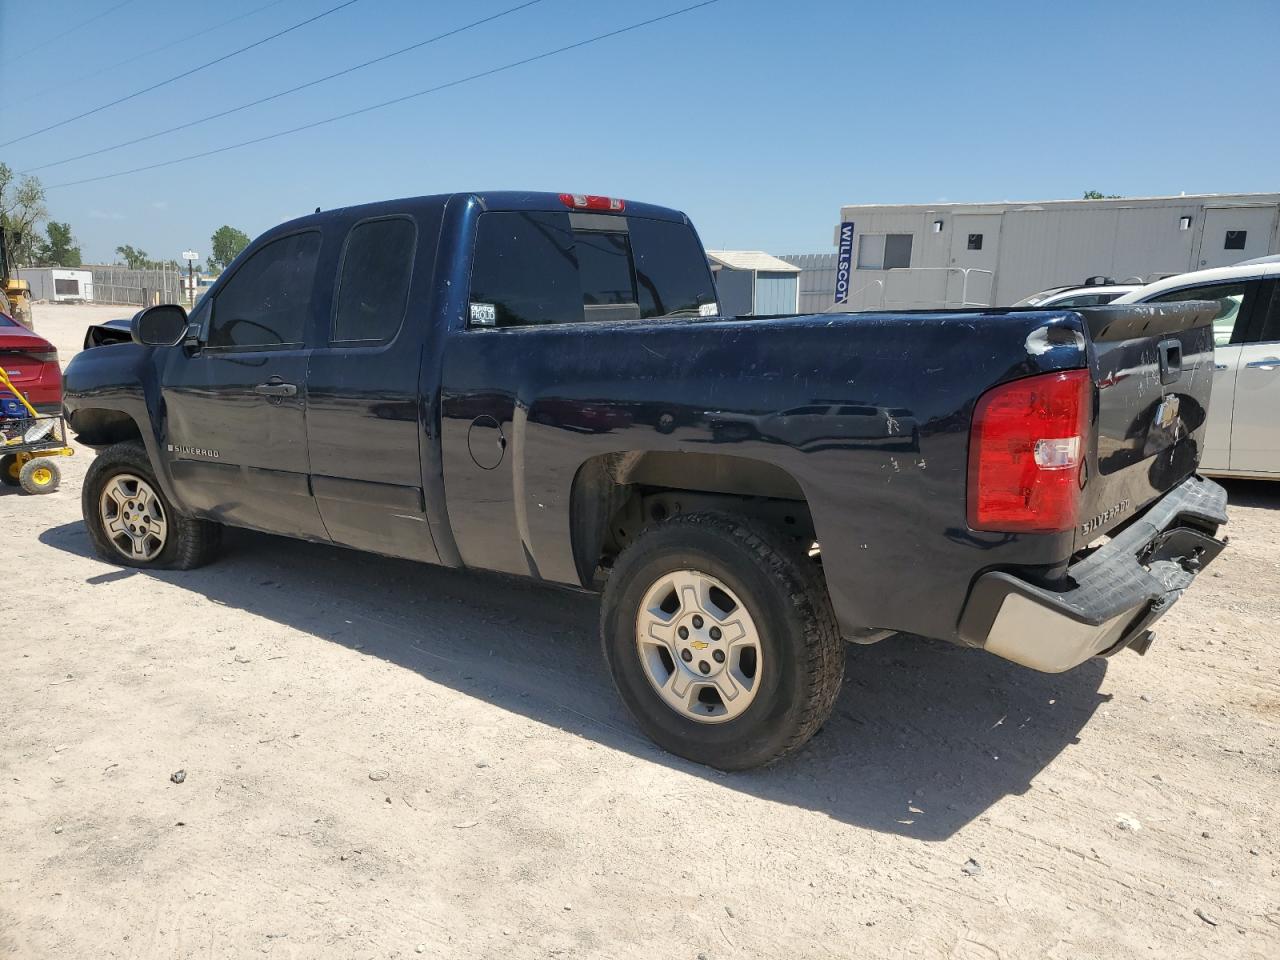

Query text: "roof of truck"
[272, 191, 689, 236]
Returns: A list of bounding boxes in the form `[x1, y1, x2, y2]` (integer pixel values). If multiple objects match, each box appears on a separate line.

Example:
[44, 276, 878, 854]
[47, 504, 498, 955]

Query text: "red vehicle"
[0, 310, 61, 416]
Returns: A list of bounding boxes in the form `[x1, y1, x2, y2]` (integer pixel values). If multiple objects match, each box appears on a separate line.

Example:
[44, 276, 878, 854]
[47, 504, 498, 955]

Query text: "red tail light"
[559, 193, 625, 212]
[967, 369, 1092, 533]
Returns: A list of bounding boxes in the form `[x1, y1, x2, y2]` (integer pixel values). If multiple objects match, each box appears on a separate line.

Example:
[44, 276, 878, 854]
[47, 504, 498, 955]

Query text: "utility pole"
[182, 250, 198, 307]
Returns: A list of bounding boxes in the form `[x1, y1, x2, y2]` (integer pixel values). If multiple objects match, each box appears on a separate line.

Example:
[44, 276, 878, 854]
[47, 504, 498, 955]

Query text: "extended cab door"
[160, 230, 327, 539]
[1229, 280, 1280, 474]
[303, 213, 440, 562]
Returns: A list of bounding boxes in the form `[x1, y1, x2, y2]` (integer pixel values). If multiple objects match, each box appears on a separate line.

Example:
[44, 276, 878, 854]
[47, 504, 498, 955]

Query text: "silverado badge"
[1081, 500, 1130, 537]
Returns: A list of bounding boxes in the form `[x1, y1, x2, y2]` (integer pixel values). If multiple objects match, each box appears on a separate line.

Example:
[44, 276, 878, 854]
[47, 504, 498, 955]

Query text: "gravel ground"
[2, 302, 1277, 959]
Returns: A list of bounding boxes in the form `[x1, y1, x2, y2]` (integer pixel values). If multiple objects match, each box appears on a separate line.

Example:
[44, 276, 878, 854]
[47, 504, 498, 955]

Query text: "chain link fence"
[86, 265, 186, 307]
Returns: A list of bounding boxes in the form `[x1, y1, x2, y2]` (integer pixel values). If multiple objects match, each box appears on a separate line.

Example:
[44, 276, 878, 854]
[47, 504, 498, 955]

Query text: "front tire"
[82, 440, 221, 569]
[601, 513, 844, 770]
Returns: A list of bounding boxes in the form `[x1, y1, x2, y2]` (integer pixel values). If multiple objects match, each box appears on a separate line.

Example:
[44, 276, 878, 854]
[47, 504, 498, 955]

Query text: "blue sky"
[1, 0, 1276, 265]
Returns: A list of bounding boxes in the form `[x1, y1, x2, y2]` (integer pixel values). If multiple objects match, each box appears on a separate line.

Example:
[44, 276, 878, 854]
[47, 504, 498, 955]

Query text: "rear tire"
[82, 440, 221, 569]
[601, 513, 844, 770]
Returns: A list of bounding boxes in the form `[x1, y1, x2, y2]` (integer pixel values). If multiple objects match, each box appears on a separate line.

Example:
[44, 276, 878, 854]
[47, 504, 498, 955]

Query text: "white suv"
[1012, 281, 1142, 308]
[1112, 259, 1280, 478]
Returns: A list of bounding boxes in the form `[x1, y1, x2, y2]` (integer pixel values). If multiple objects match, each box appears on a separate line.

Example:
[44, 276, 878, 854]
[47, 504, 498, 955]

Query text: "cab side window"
[208, 231, 321, 349]
[1151, 281, 1247, 348]
[332, 217, 417, 343]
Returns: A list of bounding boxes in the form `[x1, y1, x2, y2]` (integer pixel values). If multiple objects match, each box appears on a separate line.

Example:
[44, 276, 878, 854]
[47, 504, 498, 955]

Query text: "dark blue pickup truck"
[63, 191, 1227, 769]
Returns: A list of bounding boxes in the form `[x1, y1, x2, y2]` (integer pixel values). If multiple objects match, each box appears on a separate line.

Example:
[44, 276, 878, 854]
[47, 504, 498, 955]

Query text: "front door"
[161, 230, 328, 539]
[1230, 280, 1280, 474]
[1196, 206, 1278, 269]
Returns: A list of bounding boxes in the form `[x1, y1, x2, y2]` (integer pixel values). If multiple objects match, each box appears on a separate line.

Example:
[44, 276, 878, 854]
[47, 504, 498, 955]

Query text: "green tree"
[39, 221, 82, 267]
[208, 225, 250, 271]
[0, 162, 49, 266]
[1083, 190, 1122, 199]
[115, 244, 151, 269]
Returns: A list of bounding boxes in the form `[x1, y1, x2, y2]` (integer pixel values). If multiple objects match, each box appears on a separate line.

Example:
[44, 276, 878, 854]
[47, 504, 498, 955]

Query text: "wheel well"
[570, 451, 816, 585]
[67, 408, 143, 447]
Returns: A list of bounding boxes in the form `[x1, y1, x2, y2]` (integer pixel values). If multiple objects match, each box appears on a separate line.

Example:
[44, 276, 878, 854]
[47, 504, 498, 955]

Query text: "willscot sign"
[834, 222, 854, 304]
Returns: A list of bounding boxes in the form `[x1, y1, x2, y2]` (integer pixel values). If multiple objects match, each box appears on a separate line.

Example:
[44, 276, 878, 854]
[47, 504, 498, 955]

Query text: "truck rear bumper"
[957, 475, 1228, 673]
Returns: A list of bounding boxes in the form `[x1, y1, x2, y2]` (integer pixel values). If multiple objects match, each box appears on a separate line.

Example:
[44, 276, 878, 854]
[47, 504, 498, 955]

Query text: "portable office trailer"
[707, 250, 800, 316]
[825, 192, 1280, 311]
[16, 267, 94, 302]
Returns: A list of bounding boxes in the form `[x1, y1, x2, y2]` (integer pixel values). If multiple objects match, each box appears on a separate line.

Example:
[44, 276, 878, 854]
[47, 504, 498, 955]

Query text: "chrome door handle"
[254, 379, 298, 397]
[1244, 357, 1280, 371]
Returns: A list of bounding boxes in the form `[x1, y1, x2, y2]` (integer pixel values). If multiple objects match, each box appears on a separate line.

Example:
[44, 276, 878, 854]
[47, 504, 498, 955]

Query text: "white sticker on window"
[699, 302, 719, 317]
[470, 302, 497, 327]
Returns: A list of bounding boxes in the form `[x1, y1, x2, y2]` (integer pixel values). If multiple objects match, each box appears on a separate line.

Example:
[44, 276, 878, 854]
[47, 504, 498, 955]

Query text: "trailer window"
[856, 233, 913, 270]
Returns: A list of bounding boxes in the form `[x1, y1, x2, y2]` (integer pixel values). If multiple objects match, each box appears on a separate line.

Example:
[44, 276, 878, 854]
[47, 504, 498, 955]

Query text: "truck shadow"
[40, 520, 1109, 842]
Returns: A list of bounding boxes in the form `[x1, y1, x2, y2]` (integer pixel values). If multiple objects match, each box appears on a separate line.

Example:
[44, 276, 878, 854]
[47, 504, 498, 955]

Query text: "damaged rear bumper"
[957, 475, 1228, 673]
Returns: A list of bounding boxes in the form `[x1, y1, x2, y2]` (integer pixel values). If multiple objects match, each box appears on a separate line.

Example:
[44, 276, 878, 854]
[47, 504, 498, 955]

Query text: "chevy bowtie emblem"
[690, 640, 709, 650]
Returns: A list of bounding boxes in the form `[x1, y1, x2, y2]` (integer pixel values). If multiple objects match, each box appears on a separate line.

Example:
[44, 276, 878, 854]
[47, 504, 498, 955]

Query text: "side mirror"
[131, 304, 189, 347]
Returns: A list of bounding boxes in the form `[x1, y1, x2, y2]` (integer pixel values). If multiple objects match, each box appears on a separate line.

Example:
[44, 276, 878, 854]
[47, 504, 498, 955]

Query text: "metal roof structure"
[706, 250, 800, 273]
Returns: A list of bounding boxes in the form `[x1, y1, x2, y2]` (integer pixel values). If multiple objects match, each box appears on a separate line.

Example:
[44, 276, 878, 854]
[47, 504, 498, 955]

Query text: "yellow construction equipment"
[0, 225, 34, 329]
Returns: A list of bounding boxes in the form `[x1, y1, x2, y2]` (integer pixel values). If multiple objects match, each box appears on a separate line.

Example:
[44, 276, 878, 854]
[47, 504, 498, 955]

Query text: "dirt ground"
[2, 302, 1277, 959]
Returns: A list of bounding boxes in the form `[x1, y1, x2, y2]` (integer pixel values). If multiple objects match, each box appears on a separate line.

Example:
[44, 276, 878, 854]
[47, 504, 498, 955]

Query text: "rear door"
[1229, 280, 1280, 473]
[1145, 279, 1262, 473]
[304, 213, 440, 562]
[161, 230, 327, 538]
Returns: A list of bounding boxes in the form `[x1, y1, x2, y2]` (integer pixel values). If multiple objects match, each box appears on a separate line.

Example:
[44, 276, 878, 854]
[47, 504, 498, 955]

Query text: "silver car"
[1112, 259, 1280, 479]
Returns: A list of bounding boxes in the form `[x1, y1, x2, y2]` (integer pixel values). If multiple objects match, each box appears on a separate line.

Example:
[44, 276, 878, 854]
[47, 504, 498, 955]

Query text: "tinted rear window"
[469, 211, 716, 328]
[629, 217, 717, 319]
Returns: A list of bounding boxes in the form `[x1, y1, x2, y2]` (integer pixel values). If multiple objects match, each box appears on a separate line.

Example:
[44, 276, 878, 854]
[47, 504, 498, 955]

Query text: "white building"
[707, 250, 800, 316]
[815, 192, 1280, 311]
[16, 267, 94, 302]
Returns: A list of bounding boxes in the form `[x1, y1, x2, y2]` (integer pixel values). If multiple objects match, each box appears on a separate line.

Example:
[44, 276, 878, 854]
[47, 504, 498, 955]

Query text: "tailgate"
[1075, 301, 1219, 548]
